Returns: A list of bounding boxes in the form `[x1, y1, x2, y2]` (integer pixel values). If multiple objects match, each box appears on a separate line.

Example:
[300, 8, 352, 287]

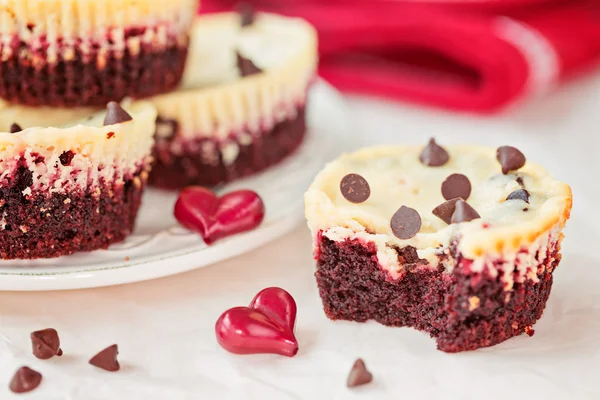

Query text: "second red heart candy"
[174, 187, 266, 244]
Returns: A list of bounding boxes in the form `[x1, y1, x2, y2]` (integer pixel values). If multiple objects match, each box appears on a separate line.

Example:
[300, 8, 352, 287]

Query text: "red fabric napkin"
[201, 1, 600, 113]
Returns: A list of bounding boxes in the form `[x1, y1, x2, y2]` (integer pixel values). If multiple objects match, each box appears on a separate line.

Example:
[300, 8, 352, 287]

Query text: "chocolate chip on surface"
[237, 52, 262, 77]
[391, 206, 422, 240]
[340, 173, 371, 203]
[419, 138, 449, 167]
[31, 328, 62, 360]
[506, 189, 530, 203]
[451, 200, 481, 224]
[9, 366, 42, 394]
[496, 146, 526, 175]
[346, 359, 373, 388]
[103, 102, 133, 126]
[9, 123, 22, 134]
[432, 197, 462, 224]
[238, 3, 255, 27]
[441, 174, 471, 201]
[89, 344, 120, 372]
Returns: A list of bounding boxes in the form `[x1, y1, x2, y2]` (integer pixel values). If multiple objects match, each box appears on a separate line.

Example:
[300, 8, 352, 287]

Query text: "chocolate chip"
[103, 102, 133, 126]
[451, 200, 481, 224]
[9, 366, 42, 394]
[432, 197, 462, 224]
[89, 344, 120, 372]
[347, 359, 373, 388]
[31, 328, 62, 360]
[441, 174, 471, 201]
[9, 123, 22, 133]
[238, 3, 255, 27]
[340, 173, 370, 203]
[506, 189, 530, 203]
[496, 146, 526, 175]
[237, 52, 262, 77]
[419, 138, 449, 167]
[390, 206, 422, 240]
[516, 176, 524, 187]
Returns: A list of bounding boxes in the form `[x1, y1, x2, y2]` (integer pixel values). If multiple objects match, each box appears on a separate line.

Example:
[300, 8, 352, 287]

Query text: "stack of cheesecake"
[0, 0, 317, 259]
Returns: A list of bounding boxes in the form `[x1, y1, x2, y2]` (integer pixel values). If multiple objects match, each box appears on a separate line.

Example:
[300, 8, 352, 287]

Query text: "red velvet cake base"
[0, 166, 146, 259]
[149, 107, 307, 189]
[0, 32, 188, 106]
[314, 233, 558, 352]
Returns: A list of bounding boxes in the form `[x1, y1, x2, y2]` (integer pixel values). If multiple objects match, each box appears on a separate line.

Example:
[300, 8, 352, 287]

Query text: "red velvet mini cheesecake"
[147, 12, 318, 189]
[0, 101, 156, 259]
[0, 0, 198, 107]
[305, 141, 572, 352]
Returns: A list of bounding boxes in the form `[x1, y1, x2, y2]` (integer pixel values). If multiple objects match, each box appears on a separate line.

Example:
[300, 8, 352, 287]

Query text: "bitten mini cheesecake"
[148, 11, 318, 189]
[0, 0, 198, 107]
[0, 101, 156, 259]
[305, 140, 572, 352]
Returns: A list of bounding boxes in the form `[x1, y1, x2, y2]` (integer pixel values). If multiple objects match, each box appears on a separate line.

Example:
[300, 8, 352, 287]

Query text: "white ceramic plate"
[0, 82, 350, 291]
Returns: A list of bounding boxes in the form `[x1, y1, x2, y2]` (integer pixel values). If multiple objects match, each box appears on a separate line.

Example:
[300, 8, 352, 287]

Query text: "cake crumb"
[512, 321, 519, 330]
[124, 256, 130, 261]
[524, 326, 535, 337]
[63, 198, 71, 204]
[19, 225, 28, 233]
[468, 296, 480, 311]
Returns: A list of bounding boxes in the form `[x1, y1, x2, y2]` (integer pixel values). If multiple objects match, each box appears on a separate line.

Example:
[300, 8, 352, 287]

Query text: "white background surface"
[1, 74, 600, 399]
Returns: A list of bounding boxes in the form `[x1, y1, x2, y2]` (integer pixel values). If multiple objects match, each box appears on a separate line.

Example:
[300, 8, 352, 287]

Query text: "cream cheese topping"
[305, 145, 572, 264]
[0, 101, 156, 193]
[152, 12, 317, 141]
[180, 12, 316, 89]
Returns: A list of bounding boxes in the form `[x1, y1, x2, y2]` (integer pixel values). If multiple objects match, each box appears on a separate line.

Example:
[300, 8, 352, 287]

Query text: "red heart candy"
[250, 287, 297, 333]
[215, 287, 298, 357]
[174, 187, 265, 245]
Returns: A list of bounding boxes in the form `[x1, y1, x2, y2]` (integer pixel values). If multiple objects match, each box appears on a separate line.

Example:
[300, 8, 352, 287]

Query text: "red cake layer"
[0, 164, 147, 259]
[314, 232, 558, 352]
[149, 107, 306, 189]
[0, 28, 188, 106]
